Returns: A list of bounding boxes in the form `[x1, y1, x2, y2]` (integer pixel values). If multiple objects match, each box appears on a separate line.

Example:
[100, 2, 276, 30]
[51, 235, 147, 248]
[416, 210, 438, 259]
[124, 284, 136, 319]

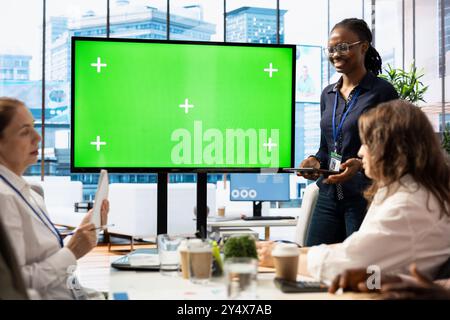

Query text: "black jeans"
[305, 191, 368, 246]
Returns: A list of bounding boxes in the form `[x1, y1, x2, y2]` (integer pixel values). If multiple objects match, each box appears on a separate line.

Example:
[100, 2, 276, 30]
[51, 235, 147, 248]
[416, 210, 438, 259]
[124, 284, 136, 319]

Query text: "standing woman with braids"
[299, 18, 398, 246]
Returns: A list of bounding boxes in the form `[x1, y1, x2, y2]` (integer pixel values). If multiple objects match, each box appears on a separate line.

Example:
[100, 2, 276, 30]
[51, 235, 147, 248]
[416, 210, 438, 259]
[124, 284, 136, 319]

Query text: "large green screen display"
[72, 38, 295, 171]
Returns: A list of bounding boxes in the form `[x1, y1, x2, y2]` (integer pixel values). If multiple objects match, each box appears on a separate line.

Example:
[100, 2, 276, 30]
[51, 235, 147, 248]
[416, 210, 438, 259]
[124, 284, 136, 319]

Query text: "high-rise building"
[47, 16, 68, 43]
[0, 54, 32, 80]
[40, 2, 218, 184]
[225, 7, 286, 44]
[47, 3, 216, 82]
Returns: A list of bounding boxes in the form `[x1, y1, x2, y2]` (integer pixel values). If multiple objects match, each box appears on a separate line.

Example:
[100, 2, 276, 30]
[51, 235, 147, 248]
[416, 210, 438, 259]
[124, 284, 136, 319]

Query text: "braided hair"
[332, 18, 382, 76]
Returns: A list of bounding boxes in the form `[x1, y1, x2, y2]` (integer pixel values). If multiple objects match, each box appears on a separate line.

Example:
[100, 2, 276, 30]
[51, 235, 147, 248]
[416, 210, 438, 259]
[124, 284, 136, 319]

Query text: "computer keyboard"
[242, 216, 296, 221]
[274, 278, 328, 293]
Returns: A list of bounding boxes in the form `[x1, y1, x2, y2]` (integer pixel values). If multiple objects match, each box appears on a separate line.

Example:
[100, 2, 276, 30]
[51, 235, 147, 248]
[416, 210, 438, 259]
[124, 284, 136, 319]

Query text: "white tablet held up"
[91, 169, 109, 230]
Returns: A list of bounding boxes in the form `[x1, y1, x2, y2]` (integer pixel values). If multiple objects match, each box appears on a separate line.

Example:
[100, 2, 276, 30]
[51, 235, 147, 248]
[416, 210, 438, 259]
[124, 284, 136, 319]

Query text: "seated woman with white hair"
[0, 97, 109, 299]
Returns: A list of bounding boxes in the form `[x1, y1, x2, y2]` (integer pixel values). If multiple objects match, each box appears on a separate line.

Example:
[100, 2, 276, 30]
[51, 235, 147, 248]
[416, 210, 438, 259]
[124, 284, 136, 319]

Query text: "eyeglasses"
[324, 41, 362, 56]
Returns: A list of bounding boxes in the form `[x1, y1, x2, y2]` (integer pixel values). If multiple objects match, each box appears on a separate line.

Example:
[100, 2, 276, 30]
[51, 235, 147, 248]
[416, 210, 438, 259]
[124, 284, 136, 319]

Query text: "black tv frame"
[70, 36, 296, 174]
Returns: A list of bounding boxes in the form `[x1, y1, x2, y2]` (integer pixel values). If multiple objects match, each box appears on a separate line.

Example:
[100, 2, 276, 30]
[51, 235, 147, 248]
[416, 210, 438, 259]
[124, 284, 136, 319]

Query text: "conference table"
[108, 259, 374, 300]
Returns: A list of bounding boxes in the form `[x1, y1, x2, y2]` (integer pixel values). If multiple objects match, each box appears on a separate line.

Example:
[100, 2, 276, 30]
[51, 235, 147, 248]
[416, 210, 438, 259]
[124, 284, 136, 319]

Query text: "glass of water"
[157, 234, 184, 276]
[224, 257, 258, 299]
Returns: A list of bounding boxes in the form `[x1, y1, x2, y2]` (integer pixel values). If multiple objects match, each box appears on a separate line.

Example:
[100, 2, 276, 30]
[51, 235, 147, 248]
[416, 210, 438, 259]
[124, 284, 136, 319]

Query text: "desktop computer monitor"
[229, 173, 290, 216]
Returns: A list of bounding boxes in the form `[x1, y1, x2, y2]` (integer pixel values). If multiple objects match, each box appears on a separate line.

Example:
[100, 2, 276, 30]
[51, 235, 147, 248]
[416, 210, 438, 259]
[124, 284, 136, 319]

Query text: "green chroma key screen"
[72, 38, 295, 172]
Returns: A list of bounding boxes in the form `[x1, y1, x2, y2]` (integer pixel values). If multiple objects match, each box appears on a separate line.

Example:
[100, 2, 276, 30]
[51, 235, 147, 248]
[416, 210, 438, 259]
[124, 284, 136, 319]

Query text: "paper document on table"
[91, 169, 109, 231]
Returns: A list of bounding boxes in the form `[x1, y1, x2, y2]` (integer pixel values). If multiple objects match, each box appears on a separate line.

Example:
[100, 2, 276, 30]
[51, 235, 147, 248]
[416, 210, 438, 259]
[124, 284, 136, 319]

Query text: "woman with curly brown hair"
[258, 100, 450, 284]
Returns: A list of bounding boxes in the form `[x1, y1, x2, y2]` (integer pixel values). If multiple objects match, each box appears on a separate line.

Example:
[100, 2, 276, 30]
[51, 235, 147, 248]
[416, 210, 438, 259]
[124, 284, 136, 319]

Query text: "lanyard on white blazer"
[0, 174, 64, 248]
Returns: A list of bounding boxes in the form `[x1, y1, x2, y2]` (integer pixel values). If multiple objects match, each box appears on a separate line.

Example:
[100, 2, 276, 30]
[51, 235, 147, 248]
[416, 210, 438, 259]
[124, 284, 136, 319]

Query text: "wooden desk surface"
[77, 244, 376, 300]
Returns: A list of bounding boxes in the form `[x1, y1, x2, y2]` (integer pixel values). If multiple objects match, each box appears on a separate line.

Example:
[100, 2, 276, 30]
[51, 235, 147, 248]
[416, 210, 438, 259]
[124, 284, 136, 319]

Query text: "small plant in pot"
[223, 234, 259, 298]
[223, 234, 258, 260]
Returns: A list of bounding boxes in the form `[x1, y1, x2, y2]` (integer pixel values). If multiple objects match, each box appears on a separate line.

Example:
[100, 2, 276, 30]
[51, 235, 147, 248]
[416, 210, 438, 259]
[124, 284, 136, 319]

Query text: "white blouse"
[307, 174, 450, 283]
[0, 165, 79, 299]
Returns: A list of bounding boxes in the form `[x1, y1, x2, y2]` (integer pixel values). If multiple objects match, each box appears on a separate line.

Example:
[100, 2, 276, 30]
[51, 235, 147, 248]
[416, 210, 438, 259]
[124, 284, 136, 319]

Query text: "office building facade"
[0, 54, 32, 81]
[226, 7, 285, 44]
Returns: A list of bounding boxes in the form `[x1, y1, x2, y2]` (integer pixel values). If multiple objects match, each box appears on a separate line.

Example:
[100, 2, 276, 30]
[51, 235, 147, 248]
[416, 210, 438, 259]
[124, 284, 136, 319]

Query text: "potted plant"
[379, 62, 428, 104]
[380, 63, 450, 155]
[222, 234, 259, 297]
[223, 234, 258, 260]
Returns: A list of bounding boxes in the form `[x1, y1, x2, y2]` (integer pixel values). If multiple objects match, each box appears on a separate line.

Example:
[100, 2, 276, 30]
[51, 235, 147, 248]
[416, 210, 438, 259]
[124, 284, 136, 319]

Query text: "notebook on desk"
[111, 248, 160, 271]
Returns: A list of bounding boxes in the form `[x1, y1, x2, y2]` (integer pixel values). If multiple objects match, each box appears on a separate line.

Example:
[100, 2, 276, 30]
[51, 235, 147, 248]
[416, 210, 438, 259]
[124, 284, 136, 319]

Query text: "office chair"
[0, 218, 29, 299]
[294, 182, 319, 247]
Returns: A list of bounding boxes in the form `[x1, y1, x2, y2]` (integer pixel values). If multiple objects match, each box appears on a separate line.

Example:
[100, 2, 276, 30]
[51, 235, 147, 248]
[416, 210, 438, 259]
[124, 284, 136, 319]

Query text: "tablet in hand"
[282, 168, 341, 177]
[91, 169, 109, 231]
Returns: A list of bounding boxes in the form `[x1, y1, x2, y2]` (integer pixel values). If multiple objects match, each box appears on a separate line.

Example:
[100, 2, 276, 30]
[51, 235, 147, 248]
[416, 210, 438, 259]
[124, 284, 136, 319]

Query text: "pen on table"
[65, 224, 115, 236]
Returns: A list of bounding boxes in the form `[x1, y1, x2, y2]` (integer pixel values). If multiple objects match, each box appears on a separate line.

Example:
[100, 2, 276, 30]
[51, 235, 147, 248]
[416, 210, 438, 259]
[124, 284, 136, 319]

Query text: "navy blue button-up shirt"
[314, 71, 398, 199]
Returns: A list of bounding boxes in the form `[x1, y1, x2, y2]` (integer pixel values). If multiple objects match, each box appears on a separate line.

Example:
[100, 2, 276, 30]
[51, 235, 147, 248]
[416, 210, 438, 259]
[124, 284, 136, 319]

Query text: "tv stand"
[196, 172, 208, 239]
[156, 172, 208, 239]
[157, 173, 168, 235]
[253, 201, 262, 217]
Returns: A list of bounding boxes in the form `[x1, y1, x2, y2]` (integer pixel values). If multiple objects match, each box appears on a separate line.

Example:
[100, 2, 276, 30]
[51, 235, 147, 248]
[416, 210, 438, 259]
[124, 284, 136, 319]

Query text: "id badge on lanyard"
[330, 88, 361, 172]
[329, 151, 342, 172]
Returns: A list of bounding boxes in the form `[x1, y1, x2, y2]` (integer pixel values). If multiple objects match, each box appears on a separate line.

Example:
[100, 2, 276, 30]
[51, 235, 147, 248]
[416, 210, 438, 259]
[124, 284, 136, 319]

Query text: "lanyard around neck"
[0, 175, 64, 248]
[332, 88, 361, 151]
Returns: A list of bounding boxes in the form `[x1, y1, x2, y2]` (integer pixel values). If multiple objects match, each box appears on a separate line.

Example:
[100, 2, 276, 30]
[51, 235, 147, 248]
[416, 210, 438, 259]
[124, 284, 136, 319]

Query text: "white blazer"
[307, 174, 450, 282]
[0, 164, 80, 299]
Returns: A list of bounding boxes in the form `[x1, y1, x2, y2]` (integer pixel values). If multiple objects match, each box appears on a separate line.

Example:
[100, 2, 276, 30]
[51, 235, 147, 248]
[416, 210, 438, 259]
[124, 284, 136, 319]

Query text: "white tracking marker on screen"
[179, 98, 194, 114]
[90, 136, 106, 151]
[264, 63, 278, 78]
[91, 57, 107, 73]
[263, 138, 277, 152]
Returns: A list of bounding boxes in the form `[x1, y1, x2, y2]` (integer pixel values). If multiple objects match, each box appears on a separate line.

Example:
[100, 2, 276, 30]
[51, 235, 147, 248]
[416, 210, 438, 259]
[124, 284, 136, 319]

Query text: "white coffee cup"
[187, 240, 212, 284]
[179, 239, 202, 279]
[271, 243, 299, 282]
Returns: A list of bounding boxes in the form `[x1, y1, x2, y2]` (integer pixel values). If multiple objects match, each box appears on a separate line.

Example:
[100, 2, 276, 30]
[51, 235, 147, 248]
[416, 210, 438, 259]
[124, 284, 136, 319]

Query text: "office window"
[329, 0, 364, 29]
[10, 0, 444, 202]
[375, 0, 404, 70]
[170, 0, 222, 41]
[226, 0, 277, 44]
[442, 0, 450, 134]
[0, 1, 43, 176]
[282, 0, 327, 47]
[439, 0, 450, 78]
[414, 0, 444, 132]
[46, 0, 106, 198]
[281, 0, 327, 168]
